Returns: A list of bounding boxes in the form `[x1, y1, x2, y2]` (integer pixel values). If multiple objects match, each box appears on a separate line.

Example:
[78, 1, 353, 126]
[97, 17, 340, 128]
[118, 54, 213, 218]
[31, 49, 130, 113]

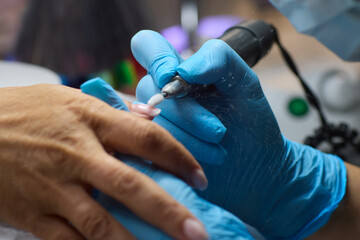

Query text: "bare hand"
[0, 84, 208, 240]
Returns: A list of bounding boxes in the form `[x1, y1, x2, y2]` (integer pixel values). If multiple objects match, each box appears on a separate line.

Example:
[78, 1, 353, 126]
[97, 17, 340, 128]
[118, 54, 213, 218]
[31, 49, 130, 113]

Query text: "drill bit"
[147, 93, 166, 106]
[147, 75, 190, 106]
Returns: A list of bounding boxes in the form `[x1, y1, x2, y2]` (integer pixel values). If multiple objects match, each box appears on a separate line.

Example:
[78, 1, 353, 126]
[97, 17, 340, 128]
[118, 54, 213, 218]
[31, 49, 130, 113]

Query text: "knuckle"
[66, 95, 107, 121]
[49, 130, 80, 147]
[111, 167, 140, 197]
[136, 122, 165, 151]
[39, 127, 88, 169]
[43, 145, 81, 171]
[204, 39, 235, 67]
[80, 212, 112, 240]
[39, 131, 98, 173]
[45, 146, 68, 166]
[206, 39, 228, 51]
[67, 97, 93, 115]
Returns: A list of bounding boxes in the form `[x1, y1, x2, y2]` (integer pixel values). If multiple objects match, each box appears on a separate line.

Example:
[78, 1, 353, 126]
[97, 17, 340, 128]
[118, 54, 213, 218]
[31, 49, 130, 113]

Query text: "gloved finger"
[176, 39, 259, 95]
[188, 200, 256, 240]
[78, 153, 208, 240]
[131, 30, 184, 88]
[136, 75, 226, 144]
[153, 115, 228, 165]
[81, 78, 129, 111]
[24, 215, 84, 240]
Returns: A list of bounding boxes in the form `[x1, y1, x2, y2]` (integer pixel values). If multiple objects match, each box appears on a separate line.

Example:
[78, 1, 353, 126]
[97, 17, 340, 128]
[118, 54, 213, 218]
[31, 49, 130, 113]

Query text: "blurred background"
[3, 0, 359, 90]
[1, 0, 360, 156]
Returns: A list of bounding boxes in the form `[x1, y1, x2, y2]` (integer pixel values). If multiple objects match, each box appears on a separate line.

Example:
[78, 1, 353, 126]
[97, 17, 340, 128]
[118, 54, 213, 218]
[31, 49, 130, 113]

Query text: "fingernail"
[191, 169, 208, 190]
[183, 218, 209, 240]
[130, 103, 161, 117]
[131, 111, 154, 120]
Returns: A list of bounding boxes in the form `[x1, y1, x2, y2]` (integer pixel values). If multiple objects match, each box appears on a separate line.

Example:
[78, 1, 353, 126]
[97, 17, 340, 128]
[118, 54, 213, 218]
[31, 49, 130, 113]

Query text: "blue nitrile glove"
[81, 78, 255, 240]
[131, 30, 347, 240]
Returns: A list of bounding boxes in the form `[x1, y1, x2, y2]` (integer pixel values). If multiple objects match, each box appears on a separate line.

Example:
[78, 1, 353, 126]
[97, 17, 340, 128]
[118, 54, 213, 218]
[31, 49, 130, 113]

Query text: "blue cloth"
[131, 31, 347, 240]
[269, 0, 360, 61]
[81, 78, 254, 240]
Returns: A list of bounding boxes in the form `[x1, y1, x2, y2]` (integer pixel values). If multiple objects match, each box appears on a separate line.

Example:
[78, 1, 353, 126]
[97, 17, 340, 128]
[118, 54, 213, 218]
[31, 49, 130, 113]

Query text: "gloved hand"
[132, 30, 347, 240]
[81, 78, 255, 240]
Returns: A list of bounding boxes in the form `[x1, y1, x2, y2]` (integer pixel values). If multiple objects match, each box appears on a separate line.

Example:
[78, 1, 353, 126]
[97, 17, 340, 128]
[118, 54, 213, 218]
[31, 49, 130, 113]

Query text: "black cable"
[270, 26, 360, 161]
[271, 27, 329, 127]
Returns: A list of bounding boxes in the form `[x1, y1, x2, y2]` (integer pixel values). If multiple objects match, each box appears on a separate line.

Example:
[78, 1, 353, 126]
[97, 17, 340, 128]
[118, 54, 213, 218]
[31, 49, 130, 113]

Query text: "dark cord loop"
[271, 26, 360, 160]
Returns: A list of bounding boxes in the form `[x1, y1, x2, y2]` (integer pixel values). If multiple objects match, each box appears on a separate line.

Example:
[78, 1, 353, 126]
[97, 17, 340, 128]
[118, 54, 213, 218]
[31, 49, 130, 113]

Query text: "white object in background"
[258, 58, 360, 164]
[0, 60, 61, 87]
[319, 69, 360, 112]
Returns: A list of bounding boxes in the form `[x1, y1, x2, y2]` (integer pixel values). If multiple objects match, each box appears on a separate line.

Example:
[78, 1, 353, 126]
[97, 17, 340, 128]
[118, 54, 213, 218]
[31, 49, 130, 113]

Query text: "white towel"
[0, 222, 39, 240]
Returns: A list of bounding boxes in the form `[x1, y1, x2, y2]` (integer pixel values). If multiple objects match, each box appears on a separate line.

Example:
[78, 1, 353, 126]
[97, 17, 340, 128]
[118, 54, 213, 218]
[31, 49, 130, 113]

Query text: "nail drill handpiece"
[148, 20, 276, 106]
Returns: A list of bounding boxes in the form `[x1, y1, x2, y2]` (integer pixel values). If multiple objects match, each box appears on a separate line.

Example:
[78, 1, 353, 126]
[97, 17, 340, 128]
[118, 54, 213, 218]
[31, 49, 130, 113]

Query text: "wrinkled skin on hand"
[0, 84, 207, 240]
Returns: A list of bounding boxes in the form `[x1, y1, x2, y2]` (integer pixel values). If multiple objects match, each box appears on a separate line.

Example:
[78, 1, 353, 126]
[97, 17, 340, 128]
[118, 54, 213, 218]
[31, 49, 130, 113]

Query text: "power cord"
[271, 26, 360, 160]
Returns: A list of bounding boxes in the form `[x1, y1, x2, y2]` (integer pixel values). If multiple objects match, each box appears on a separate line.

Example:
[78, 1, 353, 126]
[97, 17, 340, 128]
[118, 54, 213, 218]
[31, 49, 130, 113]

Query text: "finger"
[136, 75, 226, 144]
[81, 154, 208, 240]
[153, 114, 228, 165]
[131, 30, 184, 87]
[129, 109, 155, 120]
[87, 106, 207, 189]
[129, 102, 161, 120]
[176, 39, 259, 95]
[27, 215, 84, 240]
[57, 187, 136, 240]
[81, 78, 129, 111]
[81, 79, 154, 120]
[123, 99, 131, 109]
[97, 192, 172, 240]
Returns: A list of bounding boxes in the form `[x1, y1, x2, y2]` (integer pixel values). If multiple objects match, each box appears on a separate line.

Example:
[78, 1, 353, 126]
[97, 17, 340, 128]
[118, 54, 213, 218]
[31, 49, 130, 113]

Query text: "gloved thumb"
[81, 78, 129, 111]
[131, 30, 184, 88]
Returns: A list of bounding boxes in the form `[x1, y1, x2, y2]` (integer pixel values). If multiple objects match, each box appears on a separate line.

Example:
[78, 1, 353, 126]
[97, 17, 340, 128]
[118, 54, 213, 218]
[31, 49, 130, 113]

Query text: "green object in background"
[97, 70, 115, 87]
[114, 60, 137, 89]
[288, 97, 309, 117]
[90, 59, 138, 93]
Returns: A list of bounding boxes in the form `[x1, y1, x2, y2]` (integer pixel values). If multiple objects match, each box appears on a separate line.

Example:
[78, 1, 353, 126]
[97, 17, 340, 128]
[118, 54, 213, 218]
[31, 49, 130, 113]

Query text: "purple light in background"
[161, 25, 189, 54]
[197, 15, 243, 39]
[161, 15, 243, 52]
[4, 54, 16, 61]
